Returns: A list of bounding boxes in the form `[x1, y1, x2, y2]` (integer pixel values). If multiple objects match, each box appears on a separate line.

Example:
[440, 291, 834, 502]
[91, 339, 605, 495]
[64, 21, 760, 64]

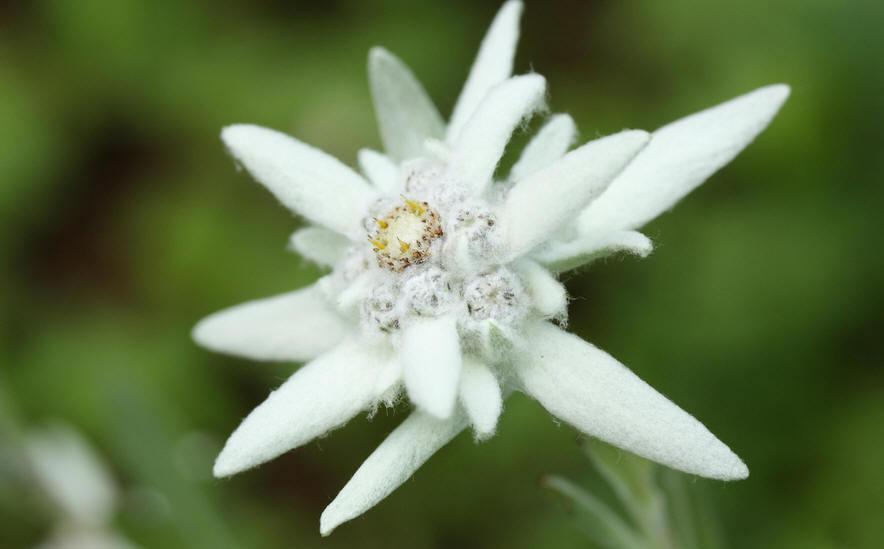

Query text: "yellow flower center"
[369, 198, 442, 272]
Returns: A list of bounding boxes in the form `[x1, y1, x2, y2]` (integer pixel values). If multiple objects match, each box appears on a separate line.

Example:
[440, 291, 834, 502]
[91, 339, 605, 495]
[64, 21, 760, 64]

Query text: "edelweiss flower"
[194, 0, 788, 534]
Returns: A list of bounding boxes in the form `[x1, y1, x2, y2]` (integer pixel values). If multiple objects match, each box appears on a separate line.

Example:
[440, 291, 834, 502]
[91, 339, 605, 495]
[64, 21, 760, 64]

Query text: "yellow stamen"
[402, 195, 425, 215]
[398, 239, 410, 252]
[369, 238, 387, 250]
[375, 218, 388, 229]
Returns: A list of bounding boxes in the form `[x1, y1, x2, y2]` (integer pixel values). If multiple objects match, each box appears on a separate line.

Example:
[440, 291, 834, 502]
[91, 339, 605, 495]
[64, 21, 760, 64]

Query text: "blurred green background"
[1, 0, 882, 547]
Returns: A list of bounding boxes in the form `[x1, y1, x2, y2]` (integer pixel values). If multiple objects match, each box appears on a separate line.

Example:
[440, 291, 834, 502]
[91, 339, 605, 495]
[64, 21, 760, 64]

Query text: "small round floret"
[369, 198, 443, 272]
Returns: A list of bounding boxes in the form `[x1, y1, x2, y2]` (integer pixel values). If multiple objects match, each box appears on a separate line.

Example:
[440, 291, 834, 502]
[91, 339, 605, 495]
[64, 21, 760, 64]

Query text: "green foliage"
[544, 440, 730, 549]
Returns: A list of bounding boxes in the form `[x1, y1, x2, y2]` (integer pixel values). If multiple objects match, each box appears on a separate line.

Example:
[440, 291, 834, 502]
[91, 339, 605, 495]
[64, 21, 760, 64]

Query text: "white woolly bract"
[213, 340, 389, 477]
[446, 0, 523, 143]
[533, 230, 653, 273]
[514, 259, 568, 319]
[498, 129, 650, 261]
[358, 148, 399, 192]
[221, 124, 376, 238]
[193, 284, 350, 363]
[288, 227, 349, 268]
[401, 314, 462, 419]
[578, 84, 791, 235]
[516, 322, 749, 481]
[320, 411, 467, 536]
[451, 74, 547, 196]
[368, 48, 445, 162]
[509, 113, 577, 181]
[458, 357, 503, 438]
[373, 356, 403, 399]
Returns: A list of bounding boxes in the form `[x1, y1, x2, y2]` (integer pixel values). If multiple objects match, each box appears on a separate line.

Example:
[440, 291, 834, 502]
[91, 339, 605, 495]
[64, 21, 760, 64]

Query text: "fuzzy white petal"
[401, 314, 462, 419]
[446, 0, 523, 143]
[373, 357, 403, 398]
[26, 424, 116, 525]
[509, 113, 577, 181]
[335, 271, 375, 315]
[193, 284, 351, 363]
[459, 357, 503, 438]
[451, 74, 546, 196]
[222, 124, 375, 237]
[513, 259, 567, 319]
[213, 340, 389, 477]
[288, 227, 350, 268]
[368, 48, 446, 162]
[358, 148, 399, 192]
[498, 130, 650, 262]
[516, 322, 748, 481]
[533, 230, 653, 273]
[320, 410, 467, 535]
[579, 84, 790, 235]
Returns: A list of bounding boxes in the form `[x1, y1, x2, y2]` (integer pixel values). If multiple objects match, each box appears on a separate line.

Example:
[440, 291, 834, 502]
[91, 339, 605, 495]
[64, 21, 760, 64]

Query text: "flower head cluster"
[193, 0, 788, 535]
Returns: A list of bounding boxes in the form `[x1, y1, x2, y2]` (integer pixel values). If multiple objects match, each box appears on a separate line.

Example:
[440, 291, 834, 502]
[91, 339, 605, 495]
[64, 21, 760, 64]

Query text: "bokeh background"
[1, 0, 882, 547]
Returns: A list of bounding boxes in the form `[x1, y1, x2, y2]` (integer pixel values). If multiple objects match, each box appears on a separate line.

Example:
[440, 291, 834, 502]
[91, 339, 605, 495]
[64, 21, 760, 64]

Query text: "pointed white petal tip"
[446, 0, 524, 143]
[220, 123, 245, 145]
[694, 438, 749, 481]
[191, 286, 350, 362]
[368, 46, 445, 162]
[368, 45, 389, 64]
[718, 452, 749, 481]
[759, 83, 791, 105]
[510, 112, 578, 181]
[212, 451, 242, 478]
[211, 342, 387, 477]
[319, 411, 467, 536]
[518, 322, 750, 482]
[578, 84, 789, 235]
[459, 359, 503, 438]
[732, 460, 750, 481]
[358, 148, 399, 192]
[452, 73, 547, 195]
[212, 426, 270, 479]
[319, 514, 334, 537]
[737, 83, 790, 123]
[319, 504, 354, 536]
[320, 505, 348, 536]
[368, 47, 410, 74]
[219, 124, 374, 237]
[533, 230, 653, 273]
[220, 125, 253, 163]
[288, 227, 349, 268]
[220, 123, 266, 154]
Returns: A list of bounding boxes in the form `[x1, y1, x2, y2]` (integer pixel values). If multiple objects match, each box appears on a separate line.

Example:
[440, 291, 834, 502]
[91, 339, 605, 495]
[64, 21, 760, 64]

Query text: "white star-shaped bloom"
[193, 0, 788, 535]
